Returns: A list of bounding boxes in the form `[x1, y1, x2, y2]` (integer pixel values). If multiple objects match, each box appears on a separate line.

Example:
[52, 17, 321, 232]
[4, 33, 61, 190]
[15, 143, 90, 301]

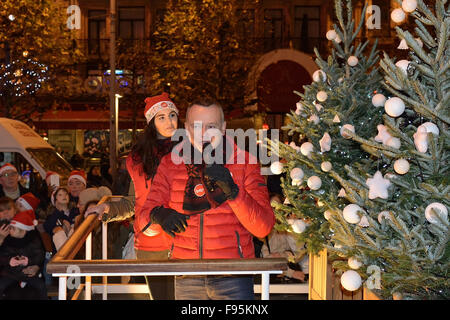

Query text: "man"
[140, 97, 275, 300]
[0, 163, 29, 200]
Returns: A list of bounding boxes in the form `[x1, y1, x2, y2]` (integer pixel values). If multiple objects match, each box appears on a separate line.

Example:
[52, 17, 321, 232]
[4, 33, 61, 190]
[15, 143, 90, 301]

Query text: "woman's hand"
[84, 203, 110, 220]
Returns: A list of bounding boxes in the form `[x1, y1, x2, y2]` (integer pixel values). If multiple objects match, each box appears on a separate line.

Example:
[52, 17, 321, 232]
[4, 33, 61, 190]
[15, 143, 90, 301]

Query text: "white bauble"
[385, 137, 401, 149]
[395, 60, 410, 74]
[321, 161, 332, 172]
[348, 257, 363, 270]
[313, 70, 327, 82]
[270, 161, 283, 175]
[402, 0, 417, 13]
[377, 211, 392, 224]
[290, 167, 304, 181]
[372, 93, 386, 107]
[307, 176, 322, 190]
[317, 91, 328, 102]
[347, 56, 359, 67]
[425, 202, 448, 224]
[300, 142, 314, 156]
[418, 122, 439, 136]
[340, 124, 355, 139]
[290, 219, 307, 234]
[324, 210, 333, 220]
[391, 8, 406, 23]
[385, 97, 405, 117]
[343, 204, 363, 224]
[334, 34, 342, 43]
[341, 270, 362, 291]
[326, 29, 337, 41]
[394, 159, 410, 175]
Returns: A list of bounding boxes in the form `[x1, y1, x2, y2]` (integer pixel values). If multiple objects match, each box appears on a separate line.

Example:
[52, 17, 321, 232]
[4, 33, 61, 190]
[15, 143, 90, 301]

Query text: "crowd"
[0, 92, 308, 300]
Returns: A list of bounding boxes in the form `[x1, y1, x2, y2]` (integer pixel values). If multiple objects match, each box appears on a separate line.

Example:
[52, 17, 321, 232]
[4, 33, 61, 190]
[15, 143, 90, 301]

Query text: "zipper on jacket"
[235, 231, 244, 258]
[199, 213, 204, 259]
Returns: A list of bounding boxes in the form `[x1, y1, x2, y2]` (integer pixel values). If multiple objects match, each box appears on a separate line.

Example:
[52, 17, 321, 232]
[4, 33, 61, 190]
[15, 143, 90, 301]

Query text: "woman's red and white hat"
[144, 92, 179, 124]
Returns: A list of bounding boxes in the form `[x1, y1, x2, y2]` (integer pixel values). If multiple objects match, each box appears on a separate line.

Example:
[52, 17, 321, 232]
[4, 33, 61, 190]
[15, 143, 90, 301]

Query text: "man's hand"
[84, 203, 110, 220]
[150, 206, 189, 237]
[22, 265, 39, 277]
[203, 164, 239, 200]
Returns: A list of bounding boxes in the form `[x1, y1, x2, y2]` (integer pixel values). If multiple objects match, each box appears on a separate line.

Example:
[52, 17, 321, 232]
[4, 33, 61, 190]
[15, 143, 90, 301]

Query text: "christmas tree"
[325, 0, 449, 299]
[269, 0, 385, 254]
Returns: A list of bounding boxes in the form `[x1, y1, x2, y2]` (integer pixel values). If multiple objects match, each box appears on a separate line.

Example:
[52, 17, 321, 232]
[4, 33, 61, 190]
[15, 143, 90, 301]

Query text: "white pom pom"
[340, 124, 355, 139]
[321, 161, 332, 172]
[372, 93, 386, 107]
[348, 257, 363, 270]
[290, 168, 304, 180]
[425, 202, 448, 224]
[326, 29, 337, 41]
[341, 270, 362, 291]
[270, 161, 284, 175]
[394, 159, 410, 175]
[391, 8, 406, 23]
[343, 204, 363, 224]
[316, 91, 328, 102]
[33, 219, 38, 226]
[385, 137, 401, 149]
[347, 56, 359, 67]
[312, 70, 327, 82]
[307, 176, 322, 190]
[402, 0, 417, 13]
[395, 60, 410, 74]
[300, 142, 314, 156]
[385, 97, 405, 117]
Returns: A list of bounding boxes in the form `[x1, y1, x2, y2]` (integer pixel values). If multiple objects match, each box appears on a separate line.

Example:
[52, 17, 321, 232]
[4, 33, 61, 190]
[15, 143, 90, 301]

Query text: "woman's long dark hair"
[130, 117, 181, 180]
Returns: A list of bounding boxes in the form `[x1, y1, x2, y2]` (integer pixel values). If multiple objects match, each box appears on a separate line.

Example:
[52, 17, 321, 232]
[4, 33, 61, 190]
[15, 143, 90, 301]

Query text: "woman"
[85, 92, 180, 300]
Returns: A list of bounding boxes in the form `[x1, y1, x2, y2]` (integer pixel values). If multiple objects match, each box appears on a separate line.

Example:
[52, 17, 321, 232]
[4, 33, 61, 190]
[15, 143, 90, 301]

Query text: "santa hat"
[45, 171, 58, 181]
[0, 163, 17, 175]
[68, 170, 86, 186]
[10, 210, 38, 231]
[144, 92, 179, 124]
[17, 192, 40, 211]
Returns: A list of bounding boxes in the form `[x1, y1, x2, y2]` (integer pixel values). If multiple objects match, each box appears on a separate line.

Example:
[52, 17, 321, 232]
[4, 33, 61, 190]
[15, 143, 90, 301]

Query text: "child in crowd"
[43, 187, 80, 252]
[0, 197, 16, 247]
[0, 210, 47, 299]
[15, 193, 40, 216]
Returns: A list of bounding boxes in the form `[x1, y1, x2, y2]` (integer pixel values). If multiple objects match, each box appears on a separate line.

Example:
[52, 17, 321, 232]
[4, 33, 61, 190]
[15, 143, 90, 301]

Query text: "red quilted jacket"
[139, 140, 275, 259]
[126, 155, 172, 251]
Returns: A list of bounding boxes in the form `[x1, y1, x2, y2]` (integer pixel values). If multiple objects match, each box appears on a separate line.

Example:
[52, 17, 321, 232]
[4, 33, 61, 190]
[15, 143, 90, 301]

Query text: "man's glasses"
[0, 172, 18, 178]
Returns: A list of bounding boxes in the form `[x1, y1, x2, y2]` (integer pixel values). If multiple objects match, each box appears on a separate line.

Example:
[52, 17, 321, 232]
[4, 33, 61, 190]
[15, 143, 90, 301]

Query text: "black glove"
[150, 206, 189, 237]
[203, 164, 239, 200]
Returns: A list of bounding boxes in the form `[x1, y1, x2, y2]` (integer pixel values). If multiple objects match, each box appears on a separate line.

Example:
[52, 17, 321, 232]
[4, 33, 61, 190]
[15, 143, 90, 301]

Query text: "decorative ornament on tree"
[384, 97, 405, 117]
[397, 39, 409, 50]
[385, 137, 401, 149]
[348, 257, 363, 270]
[374, 124, 392, 144]
[341, 270, 362, 291]
[316, 91, 328, 102]
[288, 219, 307, 234]
[413, 126, 428, 153]
[315, 103, 323, 112]
[358, 215, 370, 227]
[372, 93, 386, 107]
[308, 114, 320, 125]
[300, 142, 314, 156]
[377, 211, 392, 224]
[340, 124, 355, 139]
[326, 29, 337, 41]
[424, 203, 448, 225]
[307, 176, 322, 190]
[312, 70, 327, 82]
[295, 102, 303, 115]
[270, 161, 284, 175]
[395, 60, 410, 75]
[402, 0, 417, 13]
[391, 8, 406, 23]
[418, 122, 439, 136]
[290, 168, 304, 181]
[347, 56, 359, 67]
[333, 114, 341, 123]
[343, 204, 363, 224]
[319, 132, 332, 152]
[366, 171, 391, 199]
[321, 161, 332, 172]
[394, 159, 410, 175]
[324, 210, 333, 220]
[338, 188, 347, 198]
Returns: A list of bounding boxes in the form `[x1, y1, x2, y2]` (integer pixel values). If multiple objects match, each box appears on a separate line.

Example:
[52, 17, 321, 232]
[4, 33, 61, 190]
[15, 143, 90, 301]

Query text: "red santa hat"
[16, 192, 40, 211]
[68, 170, 86, 186]
[0, 163, 17, 175]
[144, 92, 179, 124]
[10, 210, 38, 231]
